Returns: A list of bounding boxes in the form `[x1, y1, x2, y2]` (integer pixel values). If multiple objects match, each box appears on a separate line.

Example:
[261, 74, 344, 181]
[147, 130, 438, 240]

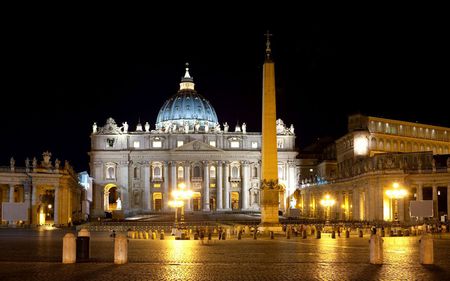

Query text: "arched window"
[153, 166, 161, 178]
[232, 166, 239, 178]
[193, 166, 201, 177]
[178, 166, 184, 179]
[210, 166, 216, 178]
[253, 166, 258, 178]
[134, 167, 138, 179]
[107, 167, 115, 179]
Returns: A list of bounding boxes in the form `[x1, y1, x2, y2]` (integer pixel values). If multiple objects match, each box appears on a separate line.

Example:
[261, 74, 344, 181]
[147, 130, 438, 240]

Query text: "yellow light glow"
[320, 194, 335, 207]
[393, 182, 399, 188]
[386, 182, 407, 199]
[169, 200, 184, 208]
[48, 204, 52, 209]
[178, 183, 186, 189]
[354, 136, 369, 156]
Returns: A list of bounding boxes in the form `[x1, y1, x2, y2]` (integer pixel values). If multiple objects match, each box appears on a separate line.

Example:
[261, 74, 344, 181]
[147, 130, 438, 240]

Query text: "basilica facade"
[89, 65, 299, 218]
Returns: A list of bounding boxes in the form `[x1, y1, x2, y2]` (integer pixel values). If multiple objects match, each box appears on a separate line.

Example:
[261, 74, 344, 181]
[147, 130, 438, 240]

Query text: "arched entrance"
[104, 184, 121, 213]
[192, 192, 201, 211]
[37, 189, 55, 225]
[231, 192, 240, 210]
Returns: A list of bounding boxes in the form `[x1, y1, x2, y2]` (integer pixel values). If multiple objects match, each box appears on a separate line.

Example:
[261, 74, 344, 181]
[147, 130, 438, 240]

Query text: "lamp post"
[320, 194, 335, 225]
[386, 182, 407, 223]
[168, 200, 183, 227]
[171, 182, 193, 227]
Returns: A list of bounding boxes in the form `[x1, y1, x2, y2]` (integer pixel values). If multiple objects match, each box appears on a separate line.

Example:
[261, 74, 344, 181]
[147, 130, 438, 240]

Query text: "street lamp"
[320, 194, 335, 224]
[168, 199, 183, 227]
[386, 182, 407, 223]
[171, 182, 193, 226]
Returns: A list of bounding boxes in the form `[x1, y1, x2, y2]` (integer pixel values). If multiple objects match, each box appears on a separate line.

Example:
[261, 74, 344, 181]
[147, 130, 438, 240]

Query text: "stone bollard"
[194, 233, 199, 240]
[238, 231, 242, 240]
[331, 231, 336, 239]
[145, 232, 149, 239]
[114, 234, 128, 264]
[419, 234, 434, 265]
[62, 233, 76, 264]
[369, 234, 383, 264]
[160, 232, 165, 240]
[77, 229, 91, 262]
[222, 231, 227, 240]
[208, 232, 212, 240]
[302, 230, 307, 239]
[152, 231, 156, 240]
[359, 229, 363, 238]
[345, 230, 350, 238]
[286, 229, 291, 239]
[270, 231, 274, 239]
[381, 229, 385, 237]
[253, 230, 257, 240]
[316, 230, 321, 239]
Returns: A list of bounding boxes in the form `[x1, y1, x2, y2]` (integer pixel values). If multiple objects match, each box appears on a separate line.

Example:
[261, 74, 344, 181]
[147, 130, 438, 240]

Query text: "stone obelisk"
[259, 31, 282, 231]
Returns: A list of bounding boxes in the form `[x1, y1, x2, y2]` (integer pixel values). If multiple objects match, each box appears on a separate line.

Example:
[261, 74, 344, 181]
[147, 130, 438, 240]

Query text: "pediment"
[173, 140, 223, 152]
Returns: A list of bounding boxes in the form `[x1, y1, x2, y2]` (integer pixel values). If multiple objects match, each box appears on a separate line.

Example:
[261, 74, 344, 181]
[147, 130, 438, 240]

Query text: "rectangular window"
[277, 139, 284, 149]
[209, 141, 216, 147]
[251, 141, 258, 148]
[133, 141, 140, 148]
[230, 141, 240, 148]
[210, 183, 216, 188]
[177, 140, 184, 147]
[152, 141, 162, 148]
[153, 183, 161, 188]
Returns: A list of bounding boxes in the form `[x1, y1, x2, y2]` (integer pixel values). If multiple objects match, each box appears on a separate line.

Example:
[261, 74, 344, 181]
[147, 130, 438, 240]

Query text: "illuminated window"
[210, 166, 216, 178]
[152, 141, 162, 148]
[133, 141, 140, 148]
[230, 141, 240, 148]
[251, 141, 258, 148]
[153, 183, 161, 188]
[210, 183, 216, 188]
[177, 141, 184, 147]
[209, 141, 216, 147]
[178, 166, 184, 179]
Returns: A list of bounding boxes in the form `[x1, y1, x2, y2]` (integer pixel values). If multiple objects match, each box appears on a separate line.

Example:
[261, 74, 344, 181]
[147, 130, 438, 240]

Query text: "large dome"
[155, 65, 219, 133]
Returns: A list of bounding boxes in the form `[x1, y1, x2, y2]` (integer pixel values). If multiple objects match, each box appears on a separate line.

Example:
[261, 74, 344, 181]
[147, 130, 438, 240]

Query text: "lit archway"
[104, 184, 120, 212]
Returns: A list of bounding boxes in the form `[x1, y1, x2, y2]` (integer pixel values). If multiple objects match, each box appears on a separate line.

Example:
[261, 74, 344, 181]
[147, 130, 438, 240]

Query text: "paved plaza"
[0, 228, 449, 280]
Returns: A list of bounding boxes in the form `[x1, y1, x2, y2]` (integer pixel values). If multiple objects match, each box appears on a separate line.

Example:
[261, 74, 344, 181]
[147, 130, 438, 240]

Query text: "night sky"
[2, 10, 448, 172]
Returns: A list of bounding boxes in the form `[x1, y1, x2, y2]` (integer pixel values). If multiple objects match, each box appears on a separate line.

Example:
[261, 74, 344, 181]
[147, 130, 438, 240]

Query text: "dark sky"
[2, 10, 448, 172]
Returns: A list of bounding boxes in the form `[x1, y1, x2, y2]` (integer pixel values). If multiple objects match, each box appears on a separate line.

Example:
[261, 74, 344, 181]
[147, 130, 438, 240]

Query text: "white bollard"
[78, 228, 90, 237]
[369, 234, 383, 264]
[62, 233, 76, 264]
[114, 234, 128, 264]
[419, 233, 434, 265]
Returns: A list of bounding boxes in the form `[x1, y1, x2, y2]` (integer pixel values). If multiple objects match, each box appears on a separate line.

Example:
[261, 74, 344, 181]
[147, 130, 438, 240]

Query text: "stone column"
[242, 161, 250, 210]
[164, 162, 171, 211]
[417, 183, 423, 200]
[143, 164, 150, 211]
[203, 161, 210, 211]
[337, 191, 343, 220]
[447, 184, 450, 218]
[54, 186, 59, 225]
[31, 184, 38, 225]
[432, 185, 438, 218]
[162, 161, 171, 210]
[353, 190, 359, 220]
[168, 161, 177, 210]
[184, 161, 191, 211]
[8, 184, 15, 203]
[224, 161, 230, 210]
[217, 161, 223, 210]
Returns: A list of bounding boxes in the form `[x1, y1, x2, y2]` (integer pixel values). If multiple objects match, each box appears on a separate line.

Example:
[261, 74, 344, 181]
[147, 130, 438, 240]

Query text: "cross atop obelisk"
[265, 30, 273, 61]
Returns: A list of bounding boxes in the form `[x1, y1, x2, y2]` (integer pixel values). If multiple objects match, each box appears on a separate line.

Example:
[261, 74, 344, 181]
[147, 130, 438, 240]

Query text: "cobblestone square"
[0, 228, 449, 280]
